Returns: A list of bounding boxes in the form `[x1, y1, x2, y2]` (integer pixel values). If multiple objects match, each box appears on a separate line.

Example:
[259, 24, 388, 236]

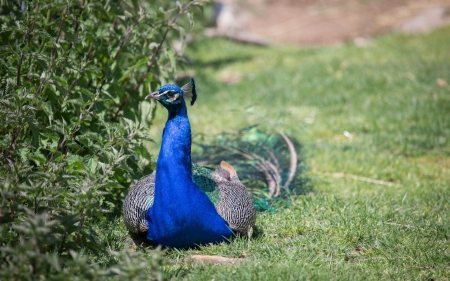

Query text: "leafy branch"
[0, 0, 206, 278]
[112, 0, 201, 120]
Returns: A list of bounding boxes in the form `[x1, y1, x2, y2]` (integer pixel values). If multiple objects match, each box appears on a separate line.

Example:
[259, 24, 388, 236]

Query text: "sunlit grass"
[139, 26, 450, 280]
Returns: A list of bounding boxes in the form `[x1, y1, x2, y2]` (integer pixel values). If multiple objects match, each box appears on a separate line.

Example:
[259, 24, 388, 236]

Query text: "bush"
[0, 0, 205, 279]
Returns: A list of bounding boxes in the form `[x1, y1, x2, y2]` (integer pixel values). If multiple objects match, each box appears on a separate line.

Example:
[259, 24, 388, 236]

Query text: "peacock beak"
[145, 91, 161, 100]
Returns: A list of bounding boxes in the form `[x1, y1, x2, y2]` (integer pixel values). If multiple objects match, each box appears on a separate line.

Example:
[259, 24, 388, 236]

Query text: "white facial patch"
[165, 93, 180, 103]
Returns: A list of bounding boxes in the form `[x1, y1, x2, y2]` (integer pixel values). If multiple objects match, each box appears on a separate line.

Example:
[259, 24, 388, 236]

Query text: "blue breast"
[146, 180, 233, 248]
[145, 99, 233, 248]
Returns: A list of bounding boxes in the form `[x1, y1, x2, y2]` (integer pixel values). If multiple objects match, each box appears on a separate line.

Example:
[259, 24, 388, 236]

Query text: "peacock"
[123, 78, 257, 248]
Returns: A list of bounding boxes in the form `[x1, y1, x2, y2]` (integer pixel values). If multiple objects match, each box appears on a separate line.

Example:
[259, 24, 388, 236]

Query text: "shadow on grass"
[251, 225, 265, 239]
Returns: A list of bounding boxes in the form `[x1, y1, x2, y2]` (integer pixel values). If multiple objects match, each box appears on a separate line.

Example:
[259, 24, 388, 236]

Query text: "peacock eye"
[164, 91, 180, 102]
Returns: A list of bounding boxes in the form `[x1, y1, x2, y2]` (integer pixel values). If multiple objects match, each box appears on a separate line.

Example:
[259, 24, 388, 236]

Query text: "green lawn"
[130, 27, 450, 280]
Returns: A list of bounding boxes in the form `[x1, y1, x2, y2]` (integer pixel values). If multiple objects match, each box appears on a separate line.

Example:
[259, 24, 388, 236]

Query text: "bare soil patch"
[233, 0, 450, 45]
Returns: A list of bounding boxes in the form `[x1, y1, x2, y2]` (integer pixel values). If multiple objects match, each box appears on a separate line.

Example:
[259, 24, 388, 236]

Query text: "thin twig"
[61, 78, 78, 104]
[113, 26, 134, 61]
[33, 73, 47, 99]
[51, 3, 68, 58]
[16, 52, 23, 86]
[98, 152, 127, 184]
[67, 0, 86, 53]
[44, 135, 66, 171]
[324, 172, 401, 187]
[107, 1, 125, 45]
[58, 232, 67, 256]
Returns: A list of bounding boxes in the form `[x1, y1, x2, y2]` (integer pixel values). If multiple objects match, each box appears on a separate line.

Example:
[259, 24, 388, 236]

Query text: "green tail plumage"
[191, 164, 221, 205]
[193, 124, 310, 211]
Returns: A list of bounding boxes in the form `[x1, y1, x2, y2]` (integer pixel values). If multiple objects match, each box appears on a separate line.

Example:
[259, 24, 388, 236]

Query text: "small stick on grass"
[324, 172, 401, 187]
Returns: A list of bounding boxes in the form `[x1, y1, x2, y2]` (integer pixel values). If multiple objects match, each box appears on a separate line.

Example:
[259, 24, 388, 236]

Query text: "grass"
[119, 27, 450, 280]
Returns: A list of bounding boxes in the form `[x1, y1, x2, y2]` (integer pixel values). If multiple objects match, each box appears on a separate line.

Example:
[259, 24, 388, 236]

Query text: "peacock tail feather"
[193, 124, 310, 211]
[191, 164, 221, 206]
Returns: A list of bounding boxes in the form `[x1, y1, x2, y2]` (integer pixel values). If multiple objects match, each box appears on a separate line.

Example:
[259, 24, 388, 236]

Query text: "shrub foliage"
[0, 0, 204, 279]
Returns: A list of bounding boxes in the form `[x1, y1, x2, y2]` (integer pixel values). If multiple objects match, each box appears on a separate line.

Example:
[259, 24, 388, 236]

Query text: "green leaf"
[30, 150, 46, 165]
[65, 155, 83, 171]
[26, 116, 41, 149]
[52, 76, 69, 88]
[167, 49, 176, 73]
[54, 151, 65, 162]
[66, 140, 83, 151]
[40, 101, 54, 122]
[41, 131, 60, 142]
[84, 155, 99, 174]
[134, 143, 152, 161]
[185, 11, 194, 30]
[49, 140, 58, 152]
[18, 148, 30, 162]
[118, 57, 148, 83]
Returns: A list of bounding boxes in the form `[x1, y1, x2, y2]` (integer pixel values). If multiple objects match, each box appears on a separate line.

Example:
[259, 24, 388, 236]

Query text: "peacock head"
[145, 78, 197, 111]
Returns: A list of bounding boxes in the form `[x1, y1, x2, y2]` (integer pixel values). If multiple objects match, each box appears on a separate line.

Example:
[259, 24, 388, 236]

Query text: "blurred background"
[210, 0, 450, 45]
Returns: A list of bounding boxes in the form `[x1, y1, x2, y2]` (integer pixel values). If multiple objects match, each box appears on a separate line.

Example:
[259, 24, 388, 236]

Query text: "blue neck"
[157, 102, 193, 190]
[146, 100, 233, 248]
